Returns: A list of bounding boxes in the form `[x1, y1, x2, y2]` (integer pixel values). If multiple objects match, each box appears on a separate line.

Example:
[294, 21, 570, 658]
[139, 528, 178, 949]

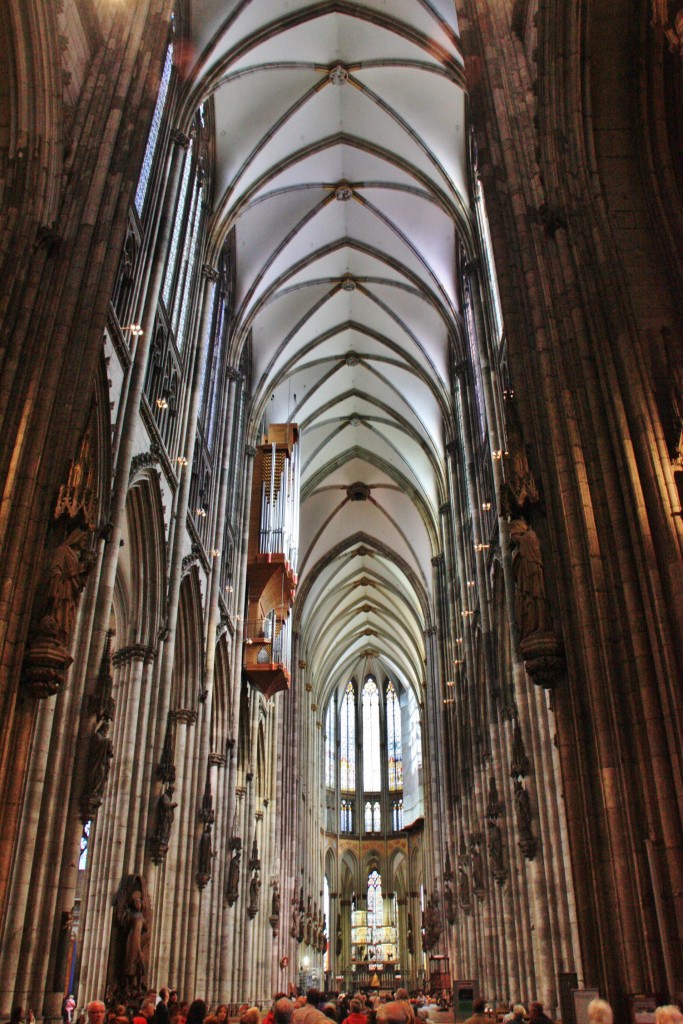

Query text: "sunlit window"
[162, 139, 194, 309]
[341, 798, 353, 833]
[325, 698, 336, 789]
[79, 820, 91, 871]
[367, 869, 383, 930]
[323, 876, 330, 972]
[135, 43, 173, 216]
[362, 677, 381, 791]
[340, 681, 355, 792]
[386, 681, 403, 791]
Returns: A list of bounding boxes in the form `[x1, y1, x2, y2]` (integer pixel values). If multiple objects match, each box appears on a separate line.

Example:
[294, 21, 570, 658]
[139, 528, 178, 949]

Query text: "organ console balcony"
[243, 423, 299, 698]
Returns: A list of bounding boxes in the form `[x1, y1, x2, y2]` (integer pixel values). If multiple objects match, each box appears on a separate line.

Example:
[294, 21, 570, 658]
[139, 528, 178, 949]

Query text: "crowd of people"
[5, 988, 683, 1024]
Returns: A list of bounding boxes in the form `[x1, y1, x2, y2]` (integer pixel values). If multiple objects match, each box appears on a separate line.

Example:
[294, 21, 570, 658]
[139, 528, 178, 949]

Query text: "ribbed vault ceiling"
[184, 1, 471, 706]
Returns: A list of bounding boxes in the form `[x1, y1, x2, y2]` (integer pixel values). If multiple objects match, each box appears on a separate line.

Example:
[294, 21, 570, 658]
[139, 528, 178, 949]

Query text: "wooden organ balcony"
[243, 424, 299, 699]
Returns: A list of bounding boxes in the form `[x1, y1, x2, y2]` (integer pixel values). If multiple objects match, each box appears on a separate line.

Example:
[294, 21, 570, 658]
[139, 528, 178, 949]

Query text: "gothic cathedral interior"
[0, 1, 681, 1022]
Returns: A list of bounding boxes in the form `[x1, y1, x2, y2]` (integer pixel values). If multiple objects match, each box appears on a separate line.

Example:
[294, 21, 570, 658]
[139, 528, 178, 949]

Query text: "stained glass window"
[373, 800, 381, 832]
[365, 800, 372, 832]
[386, 681, 403, 791]
[362, 678, 381, 791]
[463, 273, 487, 440]
[162, 138, 194, 309]
[325, 699, 336, 789]
[392, 799, 403, 831]
[323, 876, 330, 973]
[79, 819, 91, 871]
[135, 43, 173, 216]
[340, 681, 355, 792]
[340, 799, 353, 833]
[367, 870, 383, 930]
[205, 291, 226, 451]
[174, 177, 202, 349]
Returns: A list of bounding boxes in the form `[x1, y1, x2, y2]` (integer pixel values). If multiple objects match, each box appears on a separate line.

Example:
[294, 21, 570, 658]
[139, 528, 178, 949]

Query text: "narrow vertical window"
[362, 678, 381, 791]
[325, 699, 336, 789]
[78, 820, 91, 871]
[162, 139, 194, 309]
[373, 800, 381, 832]
[340, 682, 356, 792]
[463, 272, 487, 441]
[323, 876, 330, 973]
[386, 681, 403, 791]
[365, 801, 372, 833]
[135, 42, 173, 216]
[174, 178, 203, 349]
[367, 870, 383, 931]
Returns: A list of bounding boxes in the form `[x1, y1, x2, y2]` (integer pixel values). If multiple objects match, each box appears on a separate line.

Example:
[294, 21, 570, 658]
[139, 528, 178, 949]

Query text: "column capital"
[202, 264, 220, 282]
[245, 444, 257, 459]
[439, 501, 451, 516]
[170, 128, 191, 149]
[169, 708, 198, 725]
[112, 643, 156, 666]
[225, 366, 242, 382]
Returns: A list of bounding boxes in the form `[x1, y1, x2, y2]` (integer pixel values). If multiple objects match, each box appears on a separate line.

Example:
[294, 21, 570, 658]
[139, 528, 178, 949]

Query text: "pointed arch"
[173, 567, 204, 710]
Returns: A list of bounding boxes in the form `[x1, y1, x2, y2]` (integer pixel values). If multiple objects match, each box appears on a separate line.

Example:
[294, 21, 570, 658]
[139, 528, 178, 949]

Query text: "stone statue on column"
[509, 517, 564, 687]
[112, 875, 151, 1002]
[225, 838, 242, 906]
[80, 718, 114, 821]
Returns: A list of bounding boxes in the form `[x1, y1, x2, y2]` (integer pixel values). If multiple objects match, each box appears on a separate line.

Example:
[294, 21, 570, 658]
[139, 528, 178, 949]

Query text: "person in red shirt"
[346, 999, 367, 1024]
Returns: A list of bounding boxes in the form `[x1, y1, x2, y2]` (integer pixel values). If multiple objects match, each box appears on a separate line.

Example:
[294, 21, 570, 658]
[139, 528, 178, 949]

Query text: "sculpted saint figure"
[514, 779, 533, 835]
[226, 845, 241, 904]
[46, 528, 94, 641]
[156, 785, 177, 846]
[197, 825, 213, 883]
[488, 821, 505, 878]
[509, 518, 553, 638]
[114, 879, 150, 1000]
[248, 871, 261, 917]
[85, 719, 114, 803]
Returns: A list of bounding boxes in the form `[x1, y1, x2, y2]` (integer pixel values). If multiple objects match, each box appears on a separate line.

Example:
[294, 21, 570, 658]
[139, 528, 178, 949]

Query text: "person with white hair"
[655, 1008, 683, 1024]
[587, 1000, 612, 1024]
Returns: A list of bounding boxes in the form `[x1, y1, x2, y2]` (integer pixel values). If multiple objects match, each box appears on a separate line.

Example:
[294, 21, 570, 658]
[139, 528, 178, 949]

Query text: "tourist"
[587, 1001, 612, 1024]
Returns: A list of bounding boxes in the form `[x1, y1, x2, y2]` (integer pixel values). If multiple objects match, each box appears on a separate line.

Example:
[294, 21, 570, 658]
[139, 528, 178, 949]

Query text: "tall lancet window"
[325, 699, 336, 789]
[362, 678, 381, 791]
[367, 870, 383, 930]
[340, 681, 356, 792]
[135, 42, 173, 216]
[386, 681, 403, 791]
[323, 876, 330, 973]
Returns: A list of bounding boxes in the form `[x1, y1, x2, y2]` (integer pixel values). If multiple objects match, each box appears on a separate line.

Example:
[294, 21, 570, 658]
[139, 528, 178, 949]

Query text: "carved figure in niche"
[488, 821, 505, 879]
[336, 919, 342, 955]
[504, 403, 540, 510]
[155, 785, 177, 846]
[46, 528, 95, 641]
[458, 866, 471, 911]
[514, 779, 533, 833]
[226, 843, 241, 905]
[291, 902, 300, 940]
[443, 879, 455, 924]
[509, 518, 553, 638]
[82, 719, 114, 814]
[248, 872, 261, 918]
[471, 842, 484, 893]
[114, 876, 151, 1000]
[421, 892, 441, 951]
[406, 912, 414, 955]
[271, 883, 280, 919]
[197, 826, 213, 888]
